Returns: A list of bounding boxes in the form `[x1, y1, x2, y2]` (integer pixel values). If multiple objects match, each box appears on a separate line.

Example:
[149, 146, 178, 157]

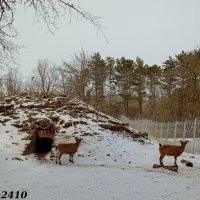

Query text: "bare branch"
[0, 0, 107, 69]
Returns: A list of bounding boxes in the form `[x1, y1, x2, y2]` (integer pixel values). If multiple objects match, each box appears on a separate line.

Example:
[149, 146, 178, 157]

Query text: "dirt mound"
[0, 95, 148, 157]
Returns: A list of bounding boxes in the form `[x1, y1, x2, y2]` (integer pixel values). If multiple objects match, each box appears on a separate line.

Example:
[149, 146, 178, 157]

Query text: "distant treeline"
[1, 48, 200, 122]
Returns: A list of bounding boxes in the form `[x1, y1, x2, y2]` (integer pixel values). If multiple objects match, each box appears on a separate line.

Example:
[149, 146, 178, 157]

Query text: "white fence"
[121, 115, 200, 154]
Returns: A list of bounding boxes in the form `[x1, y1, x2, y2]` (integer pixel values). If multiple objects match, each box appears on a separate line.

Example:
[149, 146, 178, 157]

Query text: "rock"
[11, 123, 23, 128]
[50, 115, 60, 122]
[3, 119, 11, 123]
[59, 119, 65, 125]
[12, 142, 19, 145]
[181, 159, 193, 167]
[81, 132, 94, 137]
[12, 157, 23, 161]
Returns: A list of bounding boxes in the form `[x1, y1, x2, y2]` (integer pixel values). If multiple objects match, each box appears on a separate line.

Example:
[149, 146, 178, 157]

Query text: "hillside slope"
[0, 95, 146, 158]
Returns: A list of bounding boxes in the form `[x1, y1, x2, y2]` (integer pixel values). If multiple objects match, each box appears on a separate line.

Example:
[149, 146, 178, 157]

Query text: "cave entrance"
[22, 120, 56, 157]
[35, 130, 55, 154]
[36, 137, 53, 153]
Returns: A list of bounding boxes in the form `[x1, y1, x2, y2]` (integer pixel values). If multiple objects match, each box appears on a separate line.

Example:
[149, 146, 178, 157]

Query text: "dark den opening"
[36, 138, 53, 153]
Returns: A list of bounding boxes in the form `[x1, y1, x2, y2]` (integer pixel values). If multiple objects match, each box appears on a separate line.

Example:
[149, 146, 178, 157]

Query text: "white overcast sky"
[14, 0, 200, 77]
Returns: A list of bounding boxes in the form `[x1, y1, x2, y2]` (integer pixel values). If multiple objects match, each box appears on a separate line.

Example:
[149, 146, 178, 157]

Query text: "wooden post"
[145, 119, 148, 133]
[160, 122, 163, 142]
[174, 121, 177, 143]
[192, 118, 197, 152]
[166, 121, 169, 143]
[154, 121, 157, 139]
[141, 119, 143, 132]
[183, 121, 186, 140]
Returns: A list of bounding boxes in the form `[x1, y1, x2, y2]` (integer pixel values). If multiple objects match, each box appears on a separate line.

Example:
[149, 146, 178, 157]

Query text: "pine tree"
[105, 57, 116, 113]
[175, 50, 200, 119]
[115, 57, 134, 115]
[160, 56, 178, 120]
[146, 64, 161, 119]
[133, 57, 146, 119]
[88, 52, 106, 109]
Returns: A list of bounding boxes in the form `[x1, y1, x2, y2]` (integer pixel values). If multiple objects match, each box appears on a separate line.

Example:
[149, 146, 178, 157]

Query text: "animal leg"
[69, 154, 74, 163]
[159, 155, 164, 166]
[69, 155, 73, 163]
[55, 155, 58, 164]
[174, 156, 178, 166]
[70, 154, 74, 163]
[58, 153, 62, 165]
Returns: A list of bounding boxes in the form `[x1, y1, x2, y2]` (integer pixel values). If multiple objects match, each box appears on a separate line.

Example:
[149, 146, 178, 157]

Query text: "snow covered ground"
[0, 96, 200, 200]
[0, 126, 200, 200]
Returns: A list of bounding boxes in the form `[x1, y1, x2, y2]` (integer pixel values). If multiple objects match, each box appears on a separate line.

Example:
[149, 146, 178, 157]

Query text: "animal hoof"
[153, 164, 160, 169]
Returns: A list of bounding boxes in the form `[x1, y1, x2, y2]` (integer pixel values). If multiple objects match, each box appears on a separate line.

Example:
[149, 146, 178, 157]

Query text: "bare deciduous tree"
[32, 59, 60, 94]
[2, 67, 22, 96]
[0, 0, 105, 67]
[61, 49, 92, 99]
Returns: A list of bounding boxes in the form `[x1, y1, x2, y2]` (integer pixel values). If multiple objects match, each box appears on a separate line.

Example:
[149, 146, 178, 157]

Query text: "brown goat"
[55, 137, 83, 165]
[159, 140, 188, 166]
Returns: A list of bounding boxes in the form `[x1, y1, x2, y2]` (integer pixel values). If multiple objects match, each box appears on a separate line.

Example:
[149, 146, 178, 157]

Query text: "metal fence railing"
[120, 115, 200, 154]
